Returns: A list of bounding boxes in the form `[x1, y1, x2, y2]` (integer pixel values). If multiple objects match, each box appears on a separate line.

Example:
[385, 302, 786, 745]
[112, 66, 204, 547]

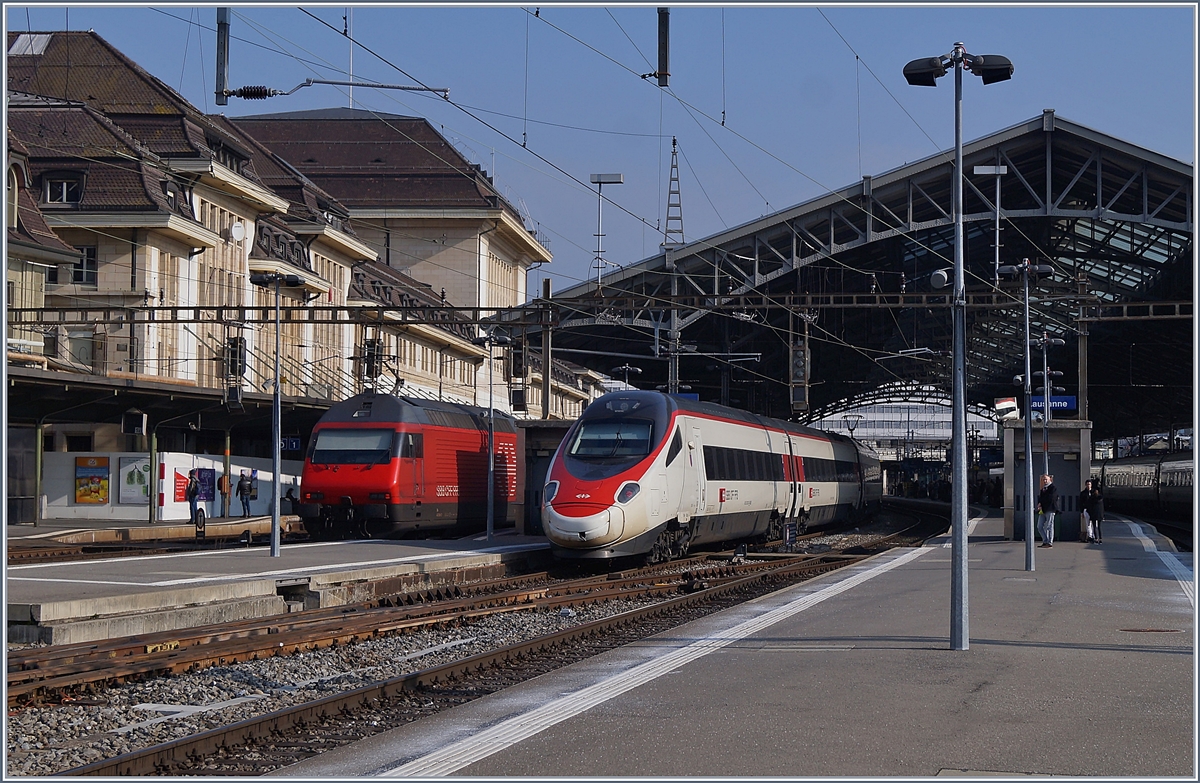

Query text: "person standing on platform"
[1037, 474, 1058, 548]
[236, 471, 253, 517]
[217, 473, 230, 518]
[186, 469, 201, 525]
[1081, 479, 1105, 544]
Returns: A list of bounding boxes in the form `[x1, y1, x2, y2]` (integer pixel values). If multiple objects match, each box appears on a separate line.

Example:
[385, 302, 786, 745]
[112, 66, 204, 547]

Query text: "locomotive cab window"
[569, 419, 653, 459]
[311, 428, 393, 464]
[398, 432, 423, 459]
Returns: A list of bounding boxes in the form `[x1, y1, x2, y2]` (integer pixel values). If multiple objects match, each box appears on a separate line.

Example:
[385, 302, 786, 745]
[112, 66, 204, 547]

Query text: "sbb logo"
[719, 488, 726, 503]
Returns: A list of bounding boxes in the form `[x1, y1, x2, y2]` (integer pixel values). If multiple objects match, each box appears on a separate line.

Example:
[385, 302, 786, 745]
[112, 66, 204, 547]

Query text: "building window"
[73, 246, 98, 286]
[45, 176, 82, 204]
[7, 166, 19, 229]
[65, 434, 94, 452]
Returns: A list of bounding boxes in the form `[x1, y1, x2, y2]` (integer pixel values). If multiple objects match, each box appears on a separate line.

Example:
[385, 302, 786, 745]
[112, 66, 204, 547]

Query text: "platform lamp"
[471, 327, 511, 543]
[999, 259, 1053, 572]
[250, 271, 303, 558]
[590, 174, 623, 291]
[611, 364, 642, 388]
[904, 42, 1013, 651]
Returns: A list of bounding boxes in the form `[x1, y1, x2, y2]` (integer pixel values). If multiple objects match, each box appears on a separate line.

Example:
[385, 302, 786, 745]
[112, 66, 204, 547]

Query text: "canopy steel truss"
[547, 112, 1192, 438]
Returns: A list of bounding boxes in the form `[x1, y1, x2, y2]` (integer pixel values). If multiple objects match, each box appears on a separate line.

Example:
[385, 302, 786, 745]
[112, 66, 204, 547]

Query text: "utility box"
[1004, 418, 1092, 541]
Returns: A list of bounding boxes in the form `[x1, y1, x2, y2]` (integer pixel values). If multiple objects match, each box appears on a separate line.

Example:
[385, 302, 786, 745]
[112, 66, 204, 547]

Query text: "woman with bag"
[1080, 479, 1105, 544]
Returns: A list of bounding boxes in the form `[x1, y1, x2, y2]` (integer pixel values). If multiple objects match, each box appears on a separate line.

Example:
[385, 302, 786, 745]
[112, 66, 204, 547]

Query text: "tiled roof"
[8, 103, 192, 217]
[10, 187, 79, 256]
[230, 110, 520, 216]
[208, 115, 352, 229]
[349, 259, 474, 341]
[6, 31, 255, 166]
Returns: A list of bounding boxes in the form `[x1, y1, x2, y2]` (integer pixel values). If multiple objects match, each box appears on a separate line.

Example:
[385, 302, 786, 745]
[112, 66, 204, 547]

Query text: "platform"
[6, 513, 303, 546]
[271, 510, 1194, 778]
[6, 525, 550, 645]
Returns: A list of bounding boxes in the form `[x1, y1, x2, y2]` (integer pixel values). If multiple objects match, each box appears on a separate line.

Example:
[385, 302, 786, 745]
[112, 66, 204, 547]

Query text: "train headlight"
[615, 482, 641, 504]
[544, 481, 559, 504]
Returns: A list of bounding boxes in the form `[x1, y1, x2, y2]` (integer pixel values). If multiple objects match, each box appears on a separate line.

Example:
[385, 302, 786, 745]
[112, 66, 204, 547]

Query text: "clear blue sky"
[8, 4, 1196, 298]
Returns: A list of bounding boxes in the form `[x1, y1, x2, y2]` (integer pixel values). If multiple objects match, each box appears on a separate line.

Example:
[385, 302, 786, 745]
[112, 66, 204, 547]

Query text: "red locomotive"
[297, 393, 524, 539]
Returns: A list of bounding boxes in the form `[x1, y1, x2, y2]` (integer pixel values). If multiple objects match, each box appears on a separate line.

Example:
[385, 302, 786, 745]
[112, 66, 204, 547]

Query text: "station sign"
[1029, 396, 1077, 412]
[281, 436, 302, 452]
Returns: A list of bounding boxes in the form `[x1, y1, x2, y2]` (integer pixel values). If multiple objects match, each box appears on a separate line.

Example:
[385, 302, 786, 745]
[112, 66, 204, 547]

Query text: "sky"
[6, 3, 1196, 300]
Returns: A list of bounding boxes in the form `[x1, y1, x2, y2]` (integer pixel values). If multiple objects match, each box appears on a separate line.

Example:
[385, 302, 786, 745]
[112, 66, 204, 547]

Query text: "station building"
[5, 30, 607, 523]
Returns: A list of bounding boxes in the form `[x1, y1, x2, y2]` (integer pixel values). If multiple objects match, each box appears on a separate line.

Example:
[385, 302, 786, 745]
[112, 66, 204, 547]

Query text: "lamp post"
[842, 413, 864, 439]
[611, 363, 642, 388]
[999, 258, 1052, 571]
[590, 174, 623, 291]
[974, 165, 1007, 286]
[1033, 334, 1066, 478]
[904, 42, 1013, 651]
[250, 271, 303, 557]
[471, 328, 510, 543]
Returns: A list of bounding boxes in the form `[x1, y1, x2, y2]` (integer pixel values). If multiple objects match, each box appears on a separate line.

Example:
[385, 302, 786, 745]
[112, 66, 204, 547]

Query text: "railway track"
[9, 506, 945, 776]
[55, 551, 864, 776]
[6, 556, 790, 707]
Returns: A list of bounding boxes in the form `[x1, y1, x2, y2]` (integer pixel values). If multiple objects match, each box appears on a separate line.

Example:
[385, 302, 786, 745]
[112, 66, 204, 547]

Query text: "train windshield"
[568, 419, 654, 460]
[311, 428, 393, 465]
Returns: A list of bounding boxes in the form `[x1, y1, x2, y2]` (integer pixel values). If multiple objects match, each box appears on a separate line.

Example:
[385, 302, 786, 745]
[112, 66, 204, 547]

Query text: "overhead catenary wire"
[23, 6, 1084, 384]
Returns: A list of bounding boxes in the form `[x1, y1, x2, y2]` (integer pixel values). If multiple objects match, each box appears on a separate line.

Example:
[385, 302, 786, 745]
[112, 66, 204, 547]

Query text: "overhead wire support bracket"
[223, 79, 449, 100]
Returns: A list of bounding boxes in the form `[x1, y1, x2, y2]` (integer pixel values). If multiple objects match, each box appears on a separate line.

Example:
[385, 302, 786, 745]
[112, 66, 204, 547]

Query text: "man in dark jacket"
[1037, 474, 1059, 547]
[236, 471, 253, 517]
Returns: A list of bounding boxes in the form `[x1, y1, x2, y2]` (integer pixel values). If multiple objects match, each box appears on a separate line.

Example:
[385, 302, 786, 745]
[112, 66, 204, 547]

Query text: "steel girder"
[548, 112, 1191, 435]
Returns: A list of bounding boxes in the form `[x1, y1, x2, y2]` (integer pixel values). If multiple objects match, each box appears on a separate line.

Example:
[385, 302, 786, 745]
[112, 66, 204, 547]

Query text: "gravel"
[7, 514, 926, 776]
[5, 598, 659, 777]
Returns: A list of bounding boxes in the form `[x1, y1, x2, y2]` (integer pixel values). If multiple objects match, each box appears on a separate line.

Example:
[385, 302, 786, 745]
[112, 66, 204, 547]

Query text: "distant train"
[297, 393, 523, 539]
[1090, 450, 1193, 521]
[542, 391, 882, 562]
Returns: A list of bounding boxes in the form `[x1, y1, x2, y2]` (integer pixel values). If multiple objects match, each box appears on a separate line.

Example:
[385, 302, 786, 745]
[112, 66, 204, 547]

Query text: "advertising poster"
[250, 469, 259, 500]
[118, 457, 150, 505]
[75, 457, 110, 504]
[174, 470, 188, 502]
[197, 468, 216, 502]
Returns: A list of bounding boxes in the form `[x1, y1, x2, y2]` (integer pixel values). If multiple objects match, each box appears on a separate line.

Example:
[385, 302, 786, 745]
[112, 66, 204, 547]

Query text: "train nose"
[544, 505, 625, 545]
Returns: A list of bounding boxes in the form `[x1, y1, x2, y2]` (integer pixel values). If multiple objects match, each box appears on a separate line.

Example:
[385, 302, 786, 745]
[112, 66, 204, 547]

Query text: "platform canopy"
[545, 111, 1193, 442]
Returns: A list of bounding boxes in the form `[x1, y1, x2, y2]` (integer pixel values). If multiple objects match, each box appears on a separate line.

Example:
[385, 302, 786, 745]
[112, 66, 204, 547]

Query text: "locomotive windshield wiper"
[364, 450, 390, 468]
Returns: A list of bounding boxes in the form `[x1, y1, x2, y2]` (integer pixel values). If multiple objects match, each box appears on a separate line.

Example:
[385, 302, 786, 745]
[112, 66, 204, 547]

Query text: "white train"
[543, 391, 883, 562]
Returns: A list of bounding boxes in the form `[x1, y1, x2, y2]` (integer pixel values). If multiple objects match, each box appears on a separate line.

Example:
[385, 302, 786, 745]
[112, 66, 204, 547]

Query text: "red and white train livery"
[297, 393, 523, 539]
[543, 391, 882, 561]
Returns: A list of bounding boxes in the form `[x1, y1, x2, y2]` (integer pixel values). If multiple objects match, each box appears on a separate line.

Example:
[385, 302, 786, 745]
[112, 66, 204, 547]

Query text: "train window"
[398, 432, 423, 459]
[569, 419, 653, 459]
[666, 428, 683, 466]
[311, 428, 393, 465]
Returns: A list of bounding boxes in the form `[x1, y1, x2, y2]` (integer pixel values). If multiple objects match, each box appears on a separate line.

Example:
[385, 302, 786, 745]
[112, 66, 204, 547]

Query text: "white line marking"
[382, 546, 932, 777]
[6, 544, 549, 588]
[941, 511, 988, 548]
[1123, 519, 1194, 607]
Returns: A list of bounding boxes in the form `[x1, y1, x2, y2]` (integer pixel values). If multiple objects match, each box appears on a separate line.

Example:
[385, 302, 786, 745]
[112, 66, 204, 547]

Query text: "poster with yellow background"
[75, 457, 110, 504]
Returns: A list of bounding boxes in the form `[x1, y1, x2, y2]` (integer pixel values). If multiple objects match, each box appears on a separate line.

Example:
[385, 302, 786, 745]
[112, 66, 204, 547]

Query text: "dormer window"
[162, 180, 184, 213]
[44, 174, 82, 205]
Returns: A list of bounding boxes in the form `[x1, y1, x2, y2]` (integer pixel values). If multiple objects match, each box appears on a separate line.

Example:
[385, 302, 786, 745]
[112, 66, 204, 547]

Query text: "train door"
[683, 423, 705, 514]
[786, 435, 800, 521]
[396, 431, 424, 498]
